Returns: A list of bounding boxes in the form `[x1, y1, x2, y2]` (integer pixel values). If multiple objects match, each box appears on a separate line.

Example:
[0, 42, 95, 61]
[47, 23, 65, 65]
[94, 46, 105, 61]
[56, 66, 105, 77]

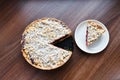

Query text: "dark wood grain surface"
[0, 0, 120, 80]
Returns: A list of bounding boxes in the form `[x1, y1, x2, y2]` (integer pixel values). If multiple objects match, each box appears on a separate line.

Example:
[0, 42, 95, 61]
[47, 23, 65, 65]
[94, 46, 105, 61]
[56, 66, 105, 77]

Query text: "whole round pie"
[21, 18, 72, 70]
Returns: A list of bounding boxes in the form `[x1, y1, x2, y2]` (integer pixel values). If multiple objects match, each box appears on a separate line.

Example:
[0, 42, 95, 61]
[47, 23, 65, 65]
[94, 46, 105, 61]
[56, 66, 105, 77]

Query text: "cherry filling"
[86, 27, 88, 46]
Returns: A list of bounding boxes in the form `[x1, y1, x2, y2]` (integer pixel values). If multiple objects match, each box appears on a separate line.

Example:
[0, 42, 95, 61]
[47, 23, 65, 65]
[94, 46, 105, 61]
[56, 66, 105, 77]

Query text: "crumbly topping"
[86, 21, 105, 46]
[22, 18, 72, 70]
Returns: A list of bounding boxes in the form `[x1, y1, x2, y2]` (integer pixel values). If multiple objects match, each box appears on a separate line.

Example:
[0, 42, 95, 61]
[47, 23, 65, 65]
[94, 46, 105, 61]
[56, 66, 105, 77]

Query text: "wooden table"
[0, 0, 120, 80]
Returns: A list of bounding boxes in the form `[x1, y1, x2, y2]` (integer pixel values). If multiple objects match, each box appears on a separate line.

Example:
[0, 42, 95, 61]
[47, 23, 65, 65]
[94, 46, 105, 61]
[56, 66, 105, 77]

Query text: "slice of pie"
[21, 18, 72, 70]
[86, 21, 105, 46]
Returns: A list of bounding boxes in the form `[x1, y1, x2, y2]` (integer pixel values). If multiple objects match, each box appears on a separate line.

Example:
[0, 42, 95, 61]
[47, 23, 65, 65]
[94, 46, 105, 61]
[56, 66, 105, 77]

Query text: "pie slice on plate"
[86, 21, 105, 46]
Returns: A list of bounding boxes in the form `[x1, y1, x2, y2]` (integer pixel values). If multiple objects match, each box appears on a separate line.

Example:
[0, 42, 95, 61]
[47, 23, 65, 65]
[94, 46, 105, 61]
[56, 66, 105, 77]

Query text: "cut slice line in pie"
[21, 18, 73, 70]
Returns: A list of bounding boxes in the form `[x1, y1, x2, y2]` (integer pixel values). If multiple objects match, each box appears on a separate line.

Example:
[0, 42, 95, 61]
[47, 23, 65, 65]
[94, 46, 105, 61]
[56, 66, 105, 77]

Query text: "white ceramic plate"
[74, 20, 109, 54]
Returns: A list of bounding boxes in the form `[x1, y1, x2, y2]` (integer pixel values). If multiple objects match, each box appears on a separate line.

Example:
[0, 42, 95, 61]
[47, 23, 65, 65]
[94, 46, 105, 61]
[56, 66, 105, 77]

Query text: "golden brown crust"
[21, 17, 72, 70]
[88, 21, 105, 30]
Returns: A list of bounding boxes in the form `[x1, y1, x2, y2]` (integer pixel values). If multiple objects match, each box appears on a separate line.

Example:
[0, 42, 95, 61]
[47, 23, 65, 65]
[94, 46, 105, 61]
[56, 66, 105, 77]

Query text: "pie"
[21, 18, 72, 70]
[86, 21, 105, 46]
